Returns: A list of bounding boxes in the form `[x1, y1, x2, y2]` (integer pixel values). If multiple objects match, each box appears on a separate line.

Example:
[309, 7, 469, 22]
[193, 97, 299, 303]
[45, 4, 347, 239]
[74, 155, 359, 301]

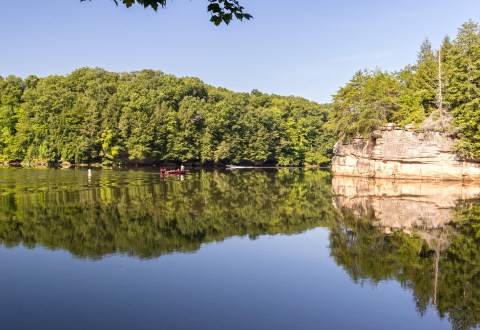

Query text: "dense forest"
[2, 20, 480, 166]
[0, 69, 333, 166]
[330, 20, 480, 158]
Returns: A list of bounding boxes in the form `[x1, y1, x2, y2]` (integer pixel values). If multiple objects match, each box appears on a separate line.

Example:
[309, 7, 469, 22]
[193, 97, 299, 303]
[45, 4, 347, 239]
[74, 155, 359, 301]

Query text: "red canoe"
[162, 169, 187, 175]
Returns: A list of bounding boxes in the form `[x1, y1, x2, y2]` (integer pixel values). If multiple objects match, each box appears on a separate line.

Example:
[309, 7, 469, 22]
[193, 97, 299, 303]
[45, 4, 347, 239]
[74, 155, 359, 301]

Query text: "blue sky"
[1, 0, 480, 103]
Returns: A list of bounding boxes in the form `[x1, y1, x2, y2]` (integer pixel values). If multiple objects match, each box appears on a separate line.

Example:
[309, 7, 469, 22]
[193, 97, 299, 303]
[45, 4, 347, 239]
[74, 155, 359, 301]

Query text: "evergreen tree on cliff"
[331, 19, 480, 159]
[448, 21, 480, 156]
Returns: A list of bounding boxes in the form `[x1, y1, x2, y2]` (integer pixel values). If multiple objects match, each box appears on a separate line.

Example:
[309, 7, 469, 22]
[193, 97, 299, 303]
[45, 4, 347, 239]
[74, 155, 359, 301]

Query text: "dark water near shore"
[1, 167, 479, 329]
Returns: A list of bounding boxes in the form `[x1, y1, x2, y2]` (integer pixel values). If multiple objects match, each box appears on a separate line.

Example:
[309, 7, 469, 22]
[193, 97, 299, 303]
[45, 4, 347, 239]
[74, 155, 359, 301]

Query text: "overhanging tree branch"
[81, 0, 252, 25]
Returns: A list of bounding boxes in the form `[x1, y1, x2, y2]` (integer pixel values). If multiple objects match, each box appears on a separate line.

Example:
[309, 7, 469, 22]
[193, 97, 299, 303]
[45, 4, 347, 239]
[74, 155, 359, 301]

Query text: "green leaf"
[122, 0, 134, 8]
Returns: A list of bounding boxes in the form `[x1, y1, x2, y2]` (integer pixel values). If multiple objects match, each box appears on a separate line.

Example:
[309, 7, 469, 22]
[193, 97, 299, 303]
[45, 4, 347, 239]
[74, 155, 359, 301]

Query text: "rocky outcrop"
[332, 129, 480, 180]
[332, 176, 480, 238]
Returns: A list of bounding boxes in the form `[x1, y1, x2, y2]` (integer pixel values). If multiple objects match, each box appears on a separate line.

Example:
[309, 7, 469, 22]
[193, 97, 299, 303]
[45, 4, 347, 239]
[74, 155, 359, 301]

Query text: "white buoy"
[87, 169, 92, 177]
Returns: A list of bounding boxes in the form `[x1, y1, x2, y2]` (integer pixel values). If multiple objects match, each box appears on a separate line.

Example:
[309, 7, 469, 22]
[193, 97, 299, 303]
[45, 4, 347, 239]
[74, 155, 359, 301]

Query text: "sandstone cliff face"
[332, 129, 480, 180]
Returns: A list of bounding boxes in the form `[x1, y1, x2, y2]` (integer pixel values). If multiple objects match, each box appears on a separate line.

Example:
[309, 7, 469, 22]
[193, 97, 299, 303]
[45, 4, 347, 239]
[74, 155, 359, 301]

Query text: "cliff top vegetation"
[329, 20, 480, 158]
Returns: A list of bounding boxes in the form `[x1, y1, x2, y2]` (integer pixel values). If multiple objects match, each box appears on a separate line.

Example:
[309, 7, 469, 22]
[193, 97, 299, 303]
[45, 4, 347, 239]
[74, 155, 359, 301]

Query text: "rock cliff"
[332, 129, 480, 180]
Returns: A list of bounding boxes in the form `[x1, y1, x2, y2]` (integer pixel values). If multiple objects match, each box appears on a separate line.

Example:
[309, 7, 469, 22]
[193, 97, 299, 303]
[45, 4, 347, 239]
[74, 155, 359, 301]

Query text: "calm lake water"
[0, 167, 479, 329]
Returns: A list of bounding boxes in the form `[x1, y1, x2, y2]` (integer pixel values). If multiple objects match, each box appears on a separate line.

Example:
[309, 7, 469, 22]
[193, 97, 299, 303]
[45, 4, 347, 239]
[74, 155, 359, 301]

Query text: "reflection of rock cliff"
[332, 129, 480, 180]
[332, 176, 480, 234]
[330, 180, 480, 330]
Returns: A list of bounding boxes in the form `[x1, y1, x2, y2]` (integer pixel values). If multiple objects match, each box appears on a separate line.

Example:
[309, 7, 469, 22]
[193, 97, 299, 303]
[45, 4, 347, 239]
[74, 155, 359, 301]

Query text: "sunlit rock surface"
[332, 129, 480, 180]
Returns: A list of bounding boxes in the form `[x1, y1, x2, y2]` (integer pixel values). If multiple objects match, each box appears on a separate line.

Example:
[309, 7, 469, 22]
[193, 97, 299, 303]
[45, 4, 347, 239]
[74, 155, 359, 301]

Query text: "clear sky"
[1, 0, 480, 103]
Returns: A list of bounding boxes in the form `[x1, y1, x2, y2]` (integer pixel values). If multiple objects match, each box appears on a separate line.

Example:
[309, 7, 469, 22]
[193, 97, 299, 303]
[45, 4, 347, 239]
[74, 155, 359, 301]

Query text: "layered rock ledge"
[332, 129, 480, 180]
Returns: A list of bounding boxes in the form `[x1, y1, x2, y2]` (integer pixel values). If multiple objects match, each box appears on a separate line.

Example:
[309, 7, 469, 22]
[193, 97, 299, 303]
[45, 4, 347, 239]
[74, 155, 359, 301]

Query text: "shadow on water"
[332, 176, 480, 330]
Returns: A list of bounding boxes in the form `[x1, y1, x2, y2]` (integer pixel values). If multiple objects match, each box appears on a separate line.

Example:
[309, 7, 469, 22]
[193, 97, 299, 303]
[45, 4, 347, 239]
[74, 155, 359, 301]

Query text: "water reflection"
[333, 176, 480, 233]
[332, 176, 480, 330]
[0, 168, 334, 259]
[2, 168, 480, 329]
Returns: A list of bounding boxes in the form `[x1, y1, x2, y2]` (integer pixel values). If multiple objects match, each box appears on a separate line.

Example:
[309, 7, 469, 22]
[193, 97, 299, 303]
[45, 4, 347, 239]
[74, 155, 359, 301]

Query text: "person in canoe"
[162, 165, 187, 175]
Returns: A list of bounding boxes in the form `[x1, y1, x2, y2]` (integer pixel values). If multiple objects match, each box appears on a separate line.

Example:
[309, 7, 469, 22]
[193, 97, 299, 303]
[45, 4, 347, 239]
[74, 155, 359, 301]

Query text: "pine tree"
[411, 39, 439, 119]
[449, 21, 480, 156]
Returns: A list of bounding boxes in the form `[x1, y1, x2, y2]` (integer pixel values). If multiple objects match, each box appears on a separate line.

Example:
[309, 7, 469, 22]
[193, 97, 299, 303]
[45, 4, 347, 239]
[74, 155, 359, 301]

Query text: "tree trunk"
[438, 49, 443, 117]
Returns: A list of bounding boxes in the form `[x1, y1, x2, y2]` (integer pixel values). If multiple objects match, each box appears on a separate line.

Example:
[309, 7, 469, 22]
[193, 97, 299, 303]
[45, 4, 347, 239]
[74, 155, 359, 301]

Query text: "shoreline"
[0, 162, 329, 170]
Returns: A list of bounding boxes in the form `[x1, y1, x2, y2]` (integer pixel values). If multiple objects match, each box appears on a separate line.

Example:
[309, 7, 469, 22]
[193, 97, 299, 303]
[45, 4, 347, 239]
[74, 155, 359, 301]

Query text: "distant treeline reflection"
[0, 169, 334, 258]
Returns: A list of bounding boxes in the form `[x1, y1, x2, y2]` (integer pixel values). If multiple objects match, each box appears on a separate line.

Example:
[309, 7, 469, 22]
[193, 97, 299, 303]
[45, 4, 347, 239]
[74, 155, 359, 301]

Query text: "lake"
[0, 167, 479, 329]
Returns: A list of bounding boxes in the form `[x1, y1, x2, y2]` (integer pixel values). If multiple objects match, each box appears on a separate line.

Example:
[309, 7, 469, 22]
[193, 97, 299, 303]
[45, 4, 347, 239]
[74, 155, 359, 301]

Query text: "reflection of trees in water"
[0, 169, 334, 259]
[331, 193, 480, 330]
[4, 168, 480, 329]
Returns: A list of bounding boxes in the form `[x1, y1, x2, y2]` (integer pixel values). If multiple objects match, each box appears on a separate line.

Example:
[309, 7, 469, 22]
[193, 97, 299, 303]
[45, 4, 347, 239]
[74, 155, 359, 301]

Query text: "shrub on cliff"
[328, 69, 401, 141]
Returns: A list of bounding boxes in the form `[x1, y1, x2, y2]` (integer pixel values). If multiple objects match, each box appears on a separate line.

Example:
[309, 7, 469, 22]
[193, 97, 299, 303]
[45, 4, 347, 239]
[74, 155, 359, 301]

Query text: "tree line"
[0, 69, 333, 166]
[330, 20, 480, 158]
[2, 20, 480, 166]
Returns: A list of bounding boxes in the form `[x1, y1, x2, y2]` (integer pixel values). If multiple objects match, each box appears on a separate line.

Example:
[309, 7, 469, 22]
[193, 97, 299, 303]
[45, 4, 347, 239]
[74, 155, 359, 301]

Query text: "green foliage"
[329, 69, 401, 140]
[0, 76, 24, 161]
[81, 0, 252, 25]
[394, 39, 440, 124]
[0, 68, 333, 166]
[331, 20, 480, 158]
[207, 0, 252, 25]
[447, 21, 480, 157]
